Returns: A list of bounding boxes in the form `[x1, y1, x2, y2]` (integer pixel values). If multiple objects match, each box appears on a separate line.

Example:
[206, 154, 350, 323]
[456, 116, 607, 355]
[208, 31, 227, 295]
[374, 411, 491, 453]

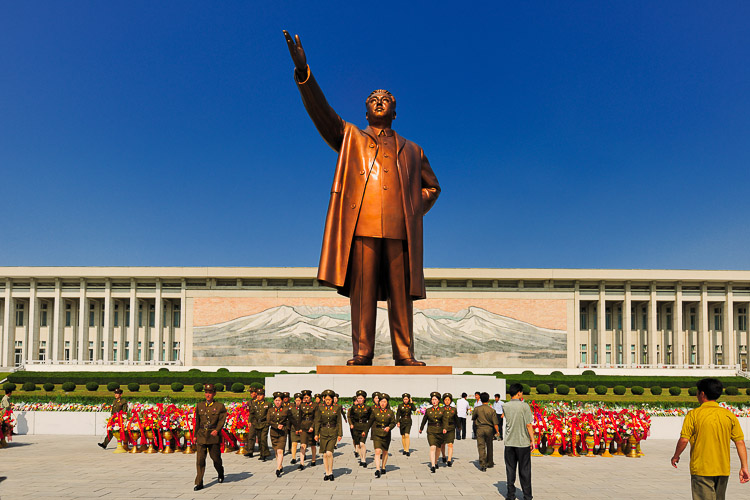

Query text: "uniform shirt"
[456, 398, 470, 418]
[493, 399, 505, 416]
[348, 403, 372, 427]
[299, 401, 317, 429]
[267, 405, 293, 433]
[472, 404, 499, 429]
[1, 394, 12, 411]
[419, 406, 446, 432]
[396, 402, 416, 422]
[503, 399, 533, 448]
[314, 403, 343, 437]
[442, 404, 458, 430]
[354, 127, 407, 240]
[368, 407, 397, 435]
[253, 399, 271, 426]
[290, 404, 303, 431]
[680, 400, 745, 476]
[195, 400, 227, 445]
[110, 398, 128, 415]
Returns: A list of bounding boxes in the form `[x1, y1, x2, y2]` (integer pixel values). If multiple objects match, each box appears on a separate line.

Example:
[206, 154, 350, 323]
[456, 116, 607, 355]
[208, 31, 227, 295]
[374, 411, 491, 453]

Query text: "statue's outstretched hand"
[283, 30, 307, 77]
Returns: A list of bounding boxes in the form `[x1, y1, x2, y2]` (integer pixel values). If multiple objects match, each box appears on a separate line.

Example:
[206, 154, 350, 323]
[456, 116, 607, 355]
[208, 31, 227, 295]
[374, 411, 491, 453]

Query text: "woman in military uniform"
[348, 390, 371, 467]
[298, 390, 317, 468]
[289, 393, 303, 466]
[396, 393, 416, 456]
[440, 393, 458, 467]
[419, 391, 447, 473]
[367, 393, 396, 478]
[314, 389, 342, 481]
[267, 392, 293, 477]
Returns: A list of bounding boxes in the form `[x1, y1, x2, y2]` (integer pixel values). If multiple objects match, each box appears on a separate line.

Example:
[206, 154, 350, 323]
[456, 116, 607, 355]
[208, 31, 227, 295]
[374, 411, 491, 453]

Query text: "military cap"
[402, 393, 411, 399]
[294, 392, 302, 399]
[372, 391, 382, 399]
[301, 389, 312, 397]
[204, 383, 217, 393]
[321, 389, 335, 398]
[249, 386, 258, 393]
[356, 389, 368, 398]
[442, 393, 453, 402]
[256, 387, 265, 395]
[113, 388, 124, 395]
[283, 391, 290, 398]
[334, 392, 339, 398]
[379, 393, 390, 401]
[430, 391, 441, 400]
[315, 393, 321, 399]
[273, 391, 283, 399]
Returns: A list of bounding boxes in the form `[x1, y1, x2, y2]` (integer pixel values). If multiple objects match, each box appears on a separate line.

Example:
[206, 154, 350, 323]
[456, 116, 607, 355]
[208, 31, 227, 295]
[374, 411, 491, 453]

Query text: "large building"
[1, 267, 749, 372]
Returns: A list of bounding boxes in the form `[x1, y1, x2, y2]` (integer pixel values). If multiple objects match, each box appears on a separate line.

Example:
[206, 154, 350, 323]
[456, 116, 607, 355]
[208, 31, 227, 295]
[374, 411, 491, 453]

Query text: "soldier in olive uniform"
[282, 391, 293, 453]
[396, 393, 416, 456]
[440, 393, 458, 466]
[253, 388, 272, 461]
[419, 391, 447, 473]
[348, 390, 371, 467]
[298, 389, 317, 468]
[268, 392, 294, 477]
[368, 393, 397, 478]
[193, 384, 227, 490]
[98, 388, 128, 449]
[290, 392, 303, 465]
[471, 392, 499, 471]
[314, 389, 342, 481]
[243, 388, 257, 457]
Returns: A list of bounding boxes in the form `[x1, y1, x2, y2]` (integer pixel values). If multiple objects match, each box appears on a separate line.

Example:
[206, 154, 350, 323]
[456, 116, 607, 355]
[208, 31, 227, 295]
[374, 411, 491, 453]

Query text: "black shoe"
[276, 469, 282, 478]
[442, 457, 446, 463]
[244, 452, 253, 458]
[194, 483, 204, 491]
[98, 442, 106, 450]
[435, 462, 439, 469]
[487, 463, 494, 468]
[375, 470, 381, 478]
[405, 451, 410, 457]
[310, 460, 317, 467]
[323, 474, 329, 481]
[380, 468, 386, 475]
[329, 474, 334, 481]
[430, 466, 436, 473]
[261, 456, 268, 462]
[291, 458, 297, 464]
[299, 464, 305, 470]
[447, 460, 453, 467]
[218, 471, 224, 483]
[481, 466, 487, 472]
[354, 451, 359, 458]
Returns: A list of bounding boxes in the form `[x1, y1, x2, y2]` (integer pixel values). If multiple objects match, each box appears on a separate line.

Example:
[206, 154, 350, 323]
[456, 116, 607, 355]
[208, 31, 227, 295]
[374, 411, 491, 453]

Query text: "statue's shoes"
[395, 358, 426, 366]
[346, 356, 372, 366]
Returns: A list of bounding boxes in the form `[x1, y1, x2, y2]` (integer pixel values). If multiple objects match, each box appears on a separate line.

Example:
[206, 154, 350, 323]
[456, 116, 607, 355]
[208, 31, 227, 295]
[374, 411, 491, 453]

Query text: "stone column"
[103, 279, 113, 362]
[179, 279, 187, 364]
[2, 280, 13, 367]
[77, 279, 88, 362]
[154, 279, 163, 362]
[648, 283, 657, 365]
[624, 282, 632, 366]
[597, 283, 605, 365]
[725, 284, 735, 367]
[129, 279, 137, 364]
[52, 279, 63, 362]
[675, 283, 684, 366]
[573, 282, 580, 368]
[27, 279, 39, 363]
[700, 283, 710, 366]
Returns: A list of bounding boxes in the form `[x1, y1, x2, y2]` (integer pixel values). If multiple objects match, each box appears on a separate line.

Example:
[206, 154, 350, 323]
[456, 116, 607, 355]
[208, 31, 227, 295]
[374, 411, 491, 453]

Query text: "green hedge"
[43, 382, 55, 392]
[631, 386, 644, 395]
[536, 383, 551, 395]
[148, 382, 160, 392]
[127, 382, 140, 392]
[613, 385, 626, 396]
[22, 381, 36, 392]
[556, 384, 570, 395]
[61, 382, 76, 392]
[669, 386, 681, 396]
[594, 385, 607, 396]
[7, 370, 270, 386]
[107, 382, 120, 392]
[501, 374, 749, 390]
[86, 382, 99, 392]
[651, 386, 663, 396]
[575, 384, 589, 395]
[725, 386, 739, 396]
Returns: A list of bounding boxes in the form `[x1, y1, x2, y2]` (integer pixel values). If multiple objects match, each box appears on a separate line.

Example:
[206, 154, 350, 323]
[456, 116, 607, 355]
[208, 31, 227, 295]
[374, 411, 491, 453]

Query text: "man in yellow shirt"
[671, 378, 749, 500]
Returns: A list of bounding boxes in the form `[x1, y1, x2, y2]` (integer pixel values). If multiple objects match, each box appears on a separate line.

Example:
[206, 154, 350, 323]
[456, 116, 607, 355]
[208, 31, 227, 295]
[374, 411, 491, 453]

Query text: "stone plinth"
[316, 365, 453, 375]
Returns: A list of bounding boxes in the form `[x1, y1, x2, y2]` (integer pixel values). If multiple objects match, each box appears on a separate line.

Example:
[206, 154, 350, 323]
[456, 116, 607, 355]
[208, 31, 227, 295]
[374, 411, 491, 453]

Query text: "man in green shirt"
[671, 378, 749, 500]
[503, 383, 534, 500]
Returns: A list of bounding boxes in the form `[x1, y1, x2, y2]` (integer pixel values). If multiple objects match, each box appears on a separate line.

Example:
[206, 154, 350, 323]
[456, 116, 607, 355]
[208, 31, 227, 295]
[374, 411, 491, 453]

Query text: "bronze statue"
[284, 31, 441, 366]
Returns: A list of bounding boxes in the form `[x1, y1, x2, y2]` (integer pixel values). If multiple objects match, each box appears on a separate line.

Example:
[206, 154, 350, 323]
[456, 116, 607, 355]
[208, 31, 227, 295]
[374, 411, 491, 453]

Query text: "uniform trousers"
[456, 417, 466, 440]
[195, 443, 223, 485]
[476, 426, 495, 467]
[350, 237, 414, 361]
[691, 475, 729, 500]
[259, 425, 271, 457]
[497, 415, 504, 440]
[504, 446, 532, 500]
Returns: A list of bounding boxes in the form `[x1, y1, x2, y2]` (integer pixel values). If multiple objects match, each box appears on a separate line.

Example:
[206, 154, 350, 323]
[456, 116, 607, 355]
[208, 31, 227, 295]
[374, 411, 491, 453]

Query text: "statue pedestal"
[265, 369, 504, 401]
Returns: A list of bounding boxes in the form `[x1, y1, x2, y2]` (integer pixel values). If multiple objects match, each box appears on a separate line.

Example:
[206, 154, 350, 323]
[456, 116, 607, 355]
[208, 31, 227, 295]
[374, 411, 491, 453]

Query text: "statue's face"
[366, 92, 396, 124]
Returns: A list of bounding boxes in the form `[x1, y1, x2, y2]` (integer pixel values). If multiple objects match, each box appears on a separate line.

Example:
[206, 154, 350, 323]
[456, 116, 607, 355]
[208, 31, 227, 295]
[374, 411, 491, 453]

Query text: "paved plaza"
[1, 436, 749, 499]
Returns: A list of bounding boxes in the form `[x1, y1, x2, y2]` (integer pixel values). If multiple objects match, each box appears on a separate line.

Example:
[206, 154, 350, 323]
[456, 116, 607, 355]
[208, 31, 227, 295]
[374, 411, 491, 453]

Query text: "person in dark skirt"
[314, 389, 342, 481]
[440, 393, 458, 466]
[368, 393, 397, 478]
[268, 392, 293, 477]
[298, 389, 317, 469]
[396, 393, 416, 456]
[419, 391, 447, 473]
[290, 393, 303, 465]
[348, 389, 371, 467]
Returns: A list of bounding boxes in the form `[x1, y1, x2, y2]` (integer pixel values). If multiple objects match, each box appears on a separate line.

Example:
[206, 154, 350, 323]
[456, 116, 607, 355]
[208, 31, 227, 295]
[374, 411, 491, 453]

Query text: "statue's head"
[365, 89, 396, 126]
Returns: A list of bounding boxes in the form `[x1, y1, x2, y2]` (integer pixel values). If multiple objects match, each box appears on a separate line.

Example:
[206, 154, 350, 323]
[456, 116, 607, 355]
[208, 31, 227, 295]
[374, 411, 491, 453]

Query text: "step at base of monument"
[316, 365, 452, 375]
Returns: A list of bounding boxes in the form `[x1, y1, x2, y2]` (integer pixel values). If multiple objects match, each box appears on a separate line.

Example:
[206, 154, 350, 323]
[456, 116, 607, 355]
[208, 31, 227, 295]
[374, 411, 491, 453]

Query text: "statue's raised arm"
[283, 30, 344, 152]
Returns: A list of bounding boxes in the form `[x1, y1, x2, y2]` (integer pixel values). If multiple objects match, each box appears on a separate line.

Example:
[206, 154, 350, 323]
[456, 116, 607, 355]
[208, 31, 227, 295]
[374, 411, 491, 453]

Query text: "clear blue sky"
[2, 1, 749, 270]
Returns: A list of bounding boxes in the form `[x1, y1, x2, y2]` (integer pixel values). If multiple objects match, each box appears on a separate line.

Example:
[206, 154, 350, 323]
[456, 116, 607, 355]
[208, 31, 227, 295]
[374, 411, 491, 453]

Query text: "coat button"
[369, 144, 375, 148]
[383, 186, 388, 190]
[384, 168, 389, 173]
[384, 154, 389, 158]
[360, 170, 365, 175]
[351, 203, 356, 209]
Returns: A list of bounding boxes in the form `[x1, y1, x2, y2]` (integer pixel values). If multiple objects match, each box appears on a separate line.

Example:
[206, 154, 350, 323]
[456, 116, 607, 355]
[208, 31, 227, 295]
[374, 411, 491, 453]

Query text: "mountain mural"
[192, 305, 567, 367]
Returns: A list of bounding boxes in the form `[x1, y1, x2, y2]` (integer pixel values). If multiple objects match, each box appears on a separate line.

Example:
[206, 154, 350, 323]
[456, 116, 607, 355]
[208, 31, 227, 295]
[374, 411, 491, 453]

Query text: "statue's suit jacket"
[295, 67, 441, 300]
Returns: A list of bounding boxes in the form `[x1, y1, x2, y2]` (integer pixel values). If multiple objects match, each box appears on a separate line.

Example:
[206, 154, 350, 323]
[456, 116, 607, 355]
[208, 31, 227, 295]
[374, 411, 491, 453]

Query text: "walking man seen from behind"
[493, 393, 504, 440]
[503, 383, 534, 500]
[671, 378, 748, 500]
[456, 393, 469, 440]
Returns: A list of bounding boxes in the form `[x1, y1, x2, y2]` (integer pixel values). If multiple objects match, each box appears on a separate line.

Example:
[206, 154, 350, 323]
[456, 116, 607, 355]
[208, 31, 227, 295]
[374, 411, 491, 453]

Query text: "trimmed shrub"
[43, 382, 55, 392]
[521, 384, 531, 395]
[521, 370, 535, 376]
[158, 367, 169, 372]
[3, 382, 17, 391]
[556, 384, 570, 395]
[22, 381, 36, 392]
[231, 382, 245, 393]
[107, 382, 120, 392]
[193, 383, 204, 392]
[188, 368, 201, 373]
[279, 370, 289, 374]
[613, 385, 626, 396]
[575, 384, 589, 395]
[127, 382, 140, 392]
[85, 382, 99, 392]
[217, 367, 229, 373]
[688, 387, 698, 396]
[148, 382, 160, 392]
[61, 382, 76, 392]
[582, 369, 596, 376]
[493, 371, 504, 377]
[650, 385, 663, 396]
[250, 382, 263, 389]
[214, 382, 225, 392]
[171, 382, 184, 392]
[536, 383, 551, 395]
[631, 385, 644, 395]
[669, 386, 681, 396]
[747, 387, 750, 396]
[725, 386, 739, 396]
[550, 370, 564, 377]
[594, 385, 607, 395]
[463, 371, 473, 375]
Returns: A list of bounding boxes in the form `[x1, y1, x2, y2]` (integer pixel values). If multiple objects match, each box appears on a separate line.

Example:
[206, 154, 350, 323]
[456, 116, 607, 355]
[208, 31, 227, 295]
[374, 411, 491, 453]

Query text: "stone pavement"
[1, 436, 749, 499]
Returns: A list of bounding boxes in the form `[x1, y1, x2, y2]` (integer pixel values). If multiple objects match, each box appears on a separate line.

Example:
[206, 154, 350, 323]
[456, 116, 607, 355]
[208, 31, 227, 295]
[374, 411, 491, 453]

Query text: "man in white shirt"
[493, 393, 505, 440]
[456, 393, 470, 440]
[472, 391, 481, 439]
